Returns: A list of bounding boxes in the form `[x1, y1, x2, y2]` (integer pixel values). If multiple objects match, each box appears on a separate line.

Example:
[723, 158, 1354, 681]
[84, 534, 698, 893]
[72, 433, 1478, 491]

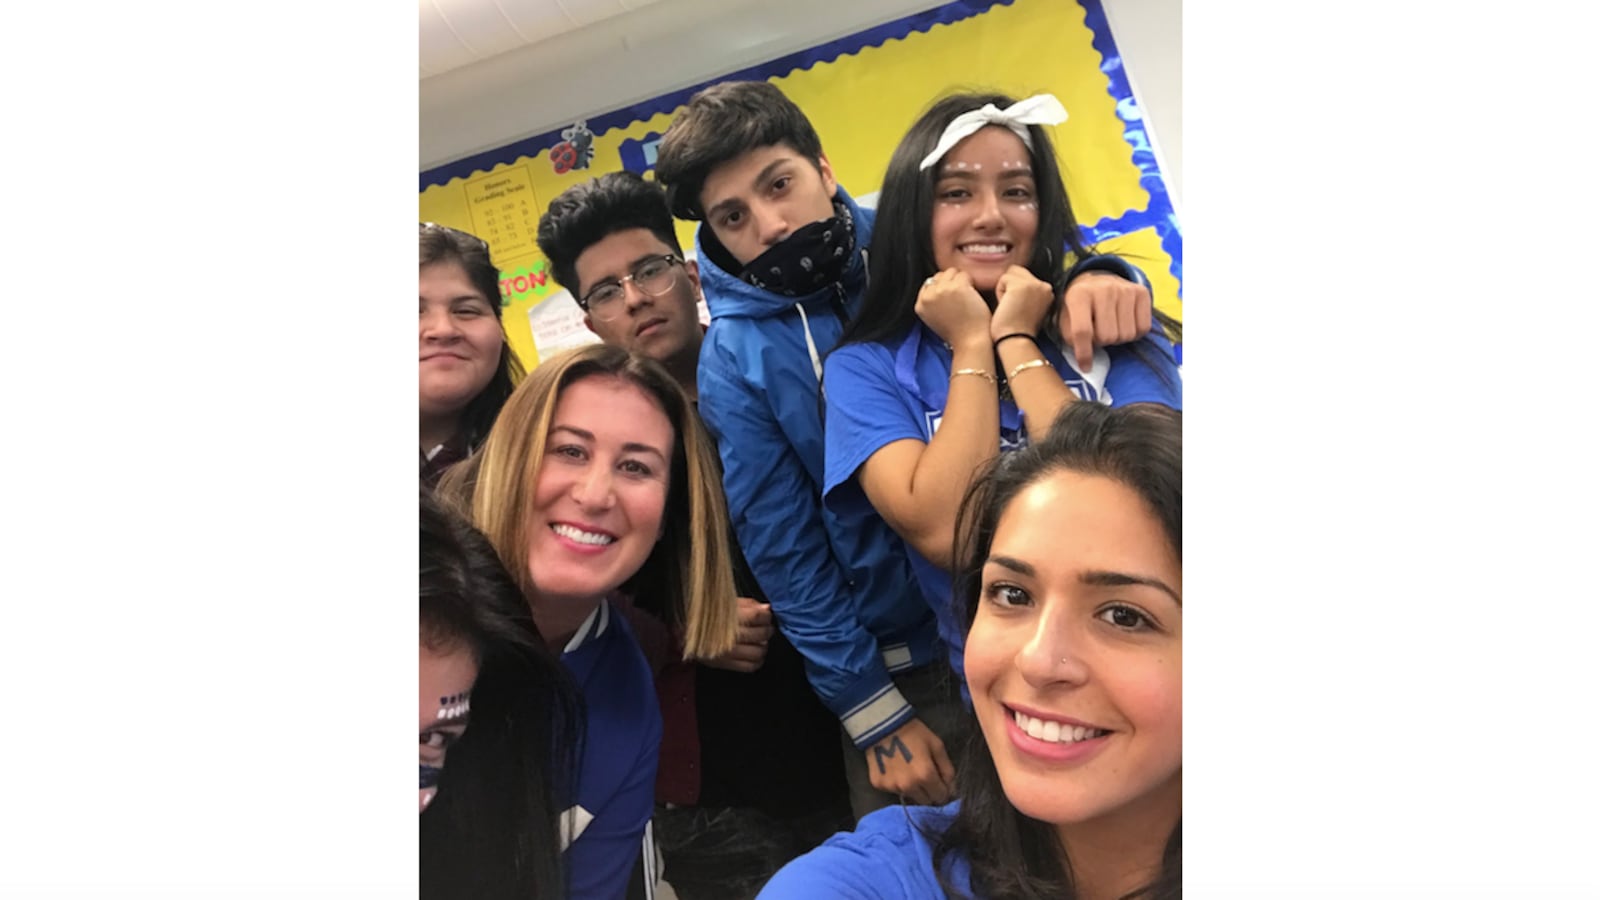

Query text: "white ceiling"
[419, 0, 946, 170]
[420, 0, 667, 80]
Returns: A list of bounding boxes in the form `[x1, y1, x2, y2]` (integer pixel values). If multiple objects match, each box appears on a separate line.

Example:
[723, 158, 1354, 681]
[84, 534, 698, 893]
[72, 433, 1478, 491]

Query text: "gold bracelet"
[951, 367, 996, 385]
[1007, 358, 1051, 381]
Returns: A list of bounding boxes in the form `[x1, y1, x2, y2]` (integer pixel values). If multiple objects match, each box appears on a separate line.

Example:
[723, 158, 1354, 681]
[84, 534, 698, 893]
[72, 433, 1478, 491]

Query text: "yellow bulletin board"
[420, 0, 1183, 370]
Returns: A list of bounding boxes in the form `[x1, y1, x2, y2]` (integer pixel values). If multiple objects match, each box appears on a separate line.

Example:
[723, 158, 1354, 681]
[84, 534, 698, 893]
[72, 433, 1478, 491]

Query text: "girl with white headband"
[820, 91, 1182, 691]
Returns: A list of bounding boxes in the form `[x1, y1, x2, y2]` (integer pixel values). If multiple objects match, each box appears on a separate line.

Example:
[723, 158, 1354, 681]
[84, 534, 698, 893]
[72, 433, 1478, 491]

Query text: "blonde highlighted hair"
[437, 343, 738, 660]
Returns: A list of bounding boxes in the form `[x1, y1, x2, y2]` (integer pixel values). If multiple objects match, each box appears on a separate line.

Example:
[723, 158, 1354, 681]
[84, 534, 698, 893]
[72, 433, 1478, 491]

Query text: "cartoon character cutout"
[551, 120, 596, 174]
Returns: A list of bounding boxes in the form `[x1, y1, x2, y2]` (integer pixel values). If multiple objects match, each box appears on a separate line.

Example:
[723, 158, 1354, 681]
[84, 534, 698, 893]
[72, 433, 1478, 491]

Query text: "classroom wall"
[420, 0, 1182, 208]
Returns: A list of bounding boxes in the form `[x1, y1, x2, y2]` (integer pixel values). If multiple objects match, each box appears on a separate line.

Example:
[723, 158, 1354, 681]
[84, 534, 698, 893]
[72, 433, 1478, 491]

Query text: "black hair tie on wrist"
[994, 332, 1038, 347]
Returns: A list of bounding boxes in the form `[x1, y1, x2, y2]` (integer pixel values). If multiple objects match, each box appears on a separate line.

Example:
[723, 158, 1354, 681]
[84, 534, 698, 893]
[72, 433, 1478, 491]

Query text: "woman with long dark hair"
[419, 222, 525, 485]
[419, 490, 583, 899]
[822, 91, 1182, 685]
[761, 402, 1182, 899]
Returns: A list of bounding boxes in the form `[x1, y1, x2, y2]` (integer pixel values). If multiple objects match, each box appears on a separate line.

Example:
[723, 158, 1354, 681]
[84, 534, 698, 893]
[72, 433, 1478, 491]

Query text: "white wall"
[419, 0, 940, 171]
[421, 0, 1182, 209]
[1103, 0, 1182, 211]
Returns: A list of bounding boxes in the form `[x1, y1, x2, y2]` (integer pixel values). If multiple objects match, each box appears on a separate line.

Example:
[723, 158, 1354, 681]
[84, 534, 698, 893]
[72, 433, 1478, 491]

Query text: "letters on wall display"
[419, 0, 1182, 368]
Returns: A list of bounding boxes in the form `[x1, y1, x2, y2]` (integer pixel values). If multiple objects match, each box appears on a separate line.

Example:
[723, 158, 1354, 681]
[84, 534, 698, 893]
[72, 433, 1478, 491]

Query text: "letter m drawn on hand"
[873, 735, 914, 775]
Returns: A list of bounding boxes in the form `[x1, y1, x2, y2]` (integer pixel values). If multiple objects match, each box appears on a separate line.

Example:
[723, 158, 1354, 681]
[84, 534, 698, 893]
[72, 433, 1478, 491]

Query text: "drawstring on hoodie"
[794, 248, 867, 384]
[793, 303, 823, 382]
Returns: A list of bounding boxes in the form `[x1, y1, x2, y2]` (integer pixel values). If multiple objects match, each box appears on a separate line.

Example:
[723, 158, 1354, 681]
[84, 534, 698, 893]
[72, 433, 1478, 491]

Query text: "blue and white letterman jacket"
[558, 600, 662, 900]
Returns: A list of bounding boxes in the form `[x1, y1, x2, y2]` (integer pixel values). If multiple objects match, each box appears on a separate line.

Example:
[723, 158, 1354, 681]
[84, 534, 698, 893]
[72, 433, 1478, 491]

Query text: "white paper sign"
[526, 290, 601, 362]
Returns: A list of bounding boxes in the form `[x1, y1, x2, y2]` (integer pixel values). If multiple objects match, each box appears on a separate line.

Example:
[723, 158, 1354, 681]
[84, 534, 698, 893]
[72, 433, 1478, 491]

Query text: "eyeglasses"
[420, 222, 490, 252]
[580, 255, 685, 321]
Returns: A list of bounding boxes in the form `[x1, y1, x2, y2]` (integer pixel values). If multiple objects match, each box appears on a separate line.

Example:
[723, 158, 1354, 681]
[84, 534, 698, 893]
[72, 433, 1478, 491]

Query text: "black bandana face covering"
[738, 200, 857, 297]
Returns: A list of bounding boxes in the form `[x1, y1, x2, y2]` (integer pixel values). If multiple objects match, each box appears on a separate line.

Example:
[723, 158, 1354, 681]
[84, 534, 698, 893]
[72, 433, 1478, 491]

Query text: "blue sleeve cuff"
[1067, 253, 1151, 292]
[839, 681, 915, 750]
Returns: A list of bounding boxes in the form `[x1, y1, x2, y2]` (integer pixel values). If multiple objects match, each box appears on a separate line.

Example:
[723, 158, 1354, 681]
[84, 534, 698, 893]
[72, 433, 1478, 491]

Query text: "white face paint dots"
[420, 643, 477, 815]
[436, 690, 471, 720]
[929, 127, 1041, 292]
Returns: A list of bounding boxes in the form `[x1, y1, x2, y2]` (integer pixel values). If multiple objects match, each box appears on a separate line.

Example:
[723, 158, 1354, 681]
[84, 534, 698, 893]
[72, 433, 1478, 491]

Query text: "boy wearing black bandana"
[654, 81, 1152, 818]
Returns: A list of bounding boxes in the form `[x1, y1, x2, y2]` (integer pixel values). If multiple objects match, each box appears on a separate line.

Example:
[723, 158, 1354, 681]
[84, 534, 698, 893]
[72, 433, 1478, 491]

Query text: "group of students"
[418, 80, 1183, 900]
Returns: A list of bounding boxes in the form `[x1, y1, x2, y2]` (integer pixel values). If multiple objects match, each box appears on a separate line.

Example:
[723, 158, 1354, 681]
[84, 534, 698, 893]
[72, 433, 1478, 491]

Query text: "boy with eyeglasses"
[652, 80, 1158, 819]
[537, 171, 853, 900]
[538, 191, 706, 397]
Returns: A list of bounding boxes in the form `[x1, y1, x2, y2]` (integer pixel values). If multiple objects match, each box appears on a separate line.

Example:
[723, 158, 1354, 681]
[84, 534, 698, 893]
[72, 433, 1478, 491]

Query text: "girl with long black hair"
[822, 91, 1182, 686]
[419, 490, 583, 899]
[761, 402, 1182, 899]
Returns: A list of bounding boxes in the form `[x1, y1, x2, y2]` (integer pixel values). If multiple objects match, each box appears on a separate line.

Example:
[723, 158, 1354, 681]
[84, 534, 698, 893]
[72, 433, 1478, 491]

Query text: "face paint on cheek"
[437, 690, 471, 720]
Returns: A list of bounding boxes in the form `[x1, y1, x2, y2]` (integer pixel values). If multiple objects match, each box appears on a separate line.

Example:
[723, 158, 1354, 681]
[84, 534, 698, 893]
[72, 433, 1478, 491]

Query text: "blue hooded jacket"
[694, 187, 941, 750]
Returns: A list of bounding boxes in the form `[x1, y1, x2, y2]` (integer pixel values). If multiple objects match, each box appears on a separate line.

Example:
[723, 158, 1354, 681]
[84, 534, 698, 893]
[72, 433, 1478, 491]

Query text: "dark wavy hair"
[654, 80, 826, 221]
[419, 490, 583, 900]
[838, 90, 1180, 371]
[420, 224, 526, 451]
[536, 171, 684, 301]
[931, 402, 1182, 900]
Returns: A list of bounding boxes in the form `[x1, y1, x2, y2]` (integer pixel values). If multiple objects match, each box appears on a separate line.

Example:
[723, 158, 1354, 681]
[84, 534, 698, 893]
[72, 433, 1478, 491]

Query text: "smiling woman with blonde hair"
[439, 342, 739, 900]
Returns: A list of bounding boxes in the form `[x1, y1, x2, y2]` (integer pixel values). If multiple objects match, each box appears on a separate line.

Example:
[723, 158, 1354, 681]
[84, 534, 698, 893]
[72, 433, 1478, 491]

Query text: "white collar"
[561, 601, 611, 654]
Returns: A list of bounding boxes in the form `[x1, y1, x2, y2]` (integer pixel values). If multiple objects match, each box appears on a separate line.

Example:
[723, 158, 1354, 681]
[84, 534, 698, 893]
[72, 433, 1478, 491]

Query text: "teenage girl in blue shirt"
[823, 91, 1182, 686]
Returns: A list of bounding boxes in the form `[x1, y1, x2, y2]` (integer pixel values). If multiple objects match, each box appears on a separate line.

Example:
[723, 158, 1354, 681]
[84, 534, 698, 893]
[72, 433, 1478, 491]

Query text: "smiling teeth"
[961, 243, 1009, 254]
[1014, 710, 1106, 743]
[552, 524, 614, 546]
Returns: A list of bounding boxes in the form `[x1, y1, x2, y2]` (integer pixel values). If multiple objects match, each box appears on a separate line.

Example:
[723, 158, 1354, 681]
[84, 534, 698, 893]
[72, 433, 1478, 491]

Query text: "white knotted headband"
[918, 94, 1069, 171]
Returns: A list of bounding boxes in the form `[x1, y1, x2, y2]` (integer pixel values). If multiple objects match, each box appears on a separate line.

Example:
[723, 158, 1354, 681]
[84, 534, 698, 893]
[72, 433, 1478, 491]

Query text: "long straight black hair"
[839, 90, 1180, 374]
[419, 490, 584, 900]
[931, 402, 1182, 900]
[842, 90, 1087, 349]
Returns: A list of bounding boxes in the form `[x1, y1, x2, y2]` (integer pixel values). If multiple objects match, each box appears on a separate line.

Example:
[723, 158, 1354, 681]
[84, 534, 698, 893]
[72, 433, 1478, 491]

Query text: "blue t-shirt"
[559, 600, 662, 900]
[824, 324, 1182, 687]
[757, 801, 968, 899]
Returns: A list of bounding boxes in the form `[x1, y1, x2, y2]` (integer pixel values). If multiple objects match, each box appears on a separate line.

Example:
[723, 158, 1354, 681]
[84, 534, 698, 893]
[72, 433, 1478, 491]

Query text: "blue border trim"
[1078, 0, 1182, 299]
[419, 0, 1013, 191]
